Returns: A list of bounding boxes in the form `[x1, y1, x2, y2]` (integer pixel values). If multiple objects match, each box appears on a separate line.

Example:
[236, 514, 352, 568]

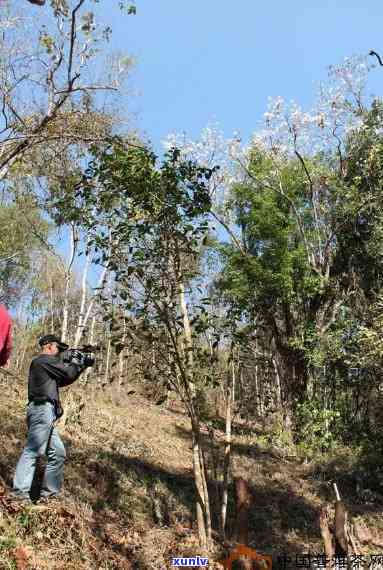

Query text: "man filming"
[12, 334, 93, 505]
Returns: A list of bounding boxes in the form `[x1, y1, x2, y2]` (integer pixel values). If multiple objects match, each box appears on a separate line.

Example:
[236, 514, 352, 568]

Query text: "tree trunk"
[275, 348, 309, 429]
[74, 252, 108, 347]
[220, 371, 232, 540]
[272, 357, 282, 411]
[61, 224, 77, 343]
[103, 334, 111, 386]
[255, 352, 260, 415]
[49, 276, 55, 333]
[234, 477, 252, 570]
[178, 279, 211, 551]
[319, 508, 335, 560]
[74, 251, 90, 347]
[191, 420, 208, 552]
[118, 317, 127, 391]
[179, 281, 193, 366]
[199, 440, 212, 545]
[16, 335, 28, 373]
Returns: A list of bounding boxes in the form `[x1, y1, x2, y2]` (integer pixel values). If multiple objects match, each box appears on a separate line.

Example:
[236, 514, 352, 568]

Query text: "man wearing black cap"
[12, 334, 86, 504]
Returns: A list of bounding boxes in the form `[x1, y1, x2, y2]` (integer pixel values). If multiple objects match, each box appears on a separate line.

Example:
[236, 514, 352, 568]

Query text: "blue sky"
[98, 0, 383, 150]
[55, 0, 383, 289]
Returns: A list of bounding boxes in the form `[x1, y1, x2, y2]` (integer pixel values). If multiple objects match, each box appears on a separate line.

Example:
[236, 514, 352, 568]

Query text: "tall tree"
[74, 138, 221, 550]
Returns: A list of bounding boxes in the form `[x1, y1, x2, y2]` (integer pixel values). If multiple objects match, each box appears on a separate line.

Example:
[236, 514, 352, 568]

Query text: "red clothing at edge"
[0, 304, 12, 366]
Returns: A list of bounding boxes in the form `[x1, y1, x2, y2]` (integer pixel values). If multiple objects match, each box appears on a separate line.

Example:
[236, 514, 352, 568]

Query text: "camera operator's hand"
[70, 350, 84, 367]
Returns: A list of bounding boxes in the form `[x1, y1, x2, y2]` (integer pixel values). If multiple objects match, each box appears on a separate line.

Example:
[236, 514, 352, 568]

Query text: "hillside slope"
[0, 378, 382, 569]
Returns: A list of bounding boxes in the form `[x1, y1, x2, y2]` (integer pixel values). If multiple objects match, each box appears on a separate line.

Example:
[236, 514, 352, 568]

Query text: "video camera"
[60, 344, 100, 368]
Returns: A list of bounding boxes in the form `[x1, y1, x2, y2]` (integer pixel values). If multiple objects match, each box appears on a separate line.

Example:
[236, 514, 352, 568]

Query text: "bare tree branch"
[68, 0, 86, 83]
[210, 211, 246, 256]
[369, 50, 383, 66]
[55, 84, 119, 95]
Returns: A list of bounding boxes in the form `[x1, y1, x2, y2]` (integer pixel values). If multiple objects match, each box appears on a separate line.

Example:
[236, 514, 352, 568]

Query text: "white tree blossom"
[162, 54, 377, 252]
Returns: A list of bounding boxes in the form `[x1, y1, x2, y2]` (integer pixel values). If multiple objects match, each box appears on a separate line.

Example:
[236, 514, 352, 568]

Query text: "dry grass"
[0, 378, 382, 569]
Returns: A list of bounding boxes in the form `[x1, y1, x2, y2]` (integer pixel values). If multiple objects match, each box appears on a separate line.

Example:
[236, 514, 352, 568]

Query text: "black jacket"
[28, 354, 83, 405]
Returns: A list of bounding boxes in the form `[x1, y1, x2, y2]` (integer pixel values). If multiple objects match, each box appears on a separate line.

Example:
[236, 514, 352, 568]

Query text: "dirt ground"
[0, 377, 382, 569]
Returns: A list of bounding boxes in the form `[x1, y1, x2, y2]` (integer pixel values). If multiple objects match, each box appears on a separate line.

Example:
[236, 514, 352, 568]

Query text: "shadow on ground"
[2, 381, 383, 569]
[303, 450, 383, 517]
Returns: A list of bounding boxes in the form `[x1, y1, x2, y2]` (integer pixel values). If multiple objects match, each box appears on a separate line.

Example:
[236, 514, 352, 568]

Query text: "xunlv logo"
[171, 557, 209, 566]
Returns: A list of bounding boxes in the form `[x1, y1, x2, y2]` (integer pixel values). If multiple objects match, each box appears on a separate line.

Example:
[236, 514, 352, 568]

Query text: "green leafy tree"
[0, 194, 49, 305]
[218, 101, 383, 438]
[74, 138, 221, 551]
